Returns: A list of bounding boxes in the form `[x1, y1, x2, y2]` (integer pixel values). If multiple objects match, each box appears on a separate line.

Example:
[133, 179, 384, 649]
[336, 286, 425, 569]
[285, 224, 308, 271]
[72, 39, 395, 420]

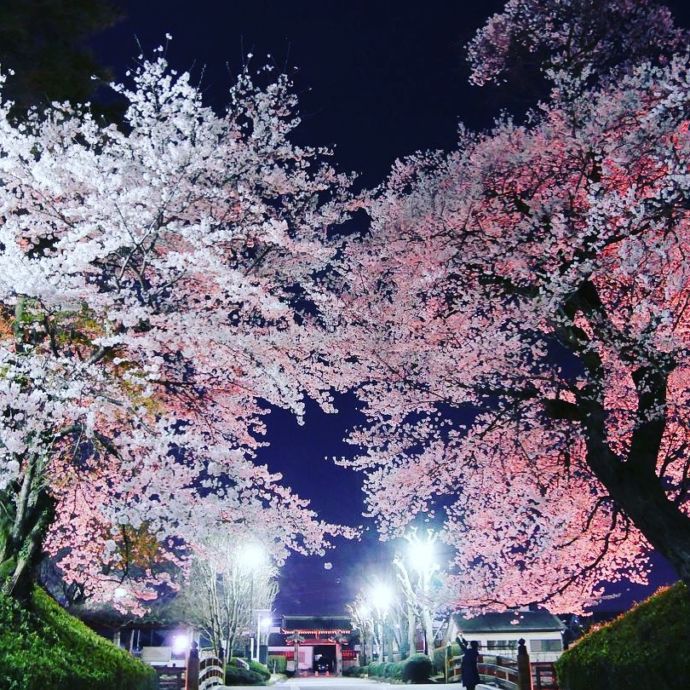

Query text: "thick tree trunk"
[0, 477, 54, 602]
[577, 393, 690, 588]
[557, 281, 690, 591]
[407, 605, 416, 657]
[422, 607, 435, 657]
[604, 464, 690, 585]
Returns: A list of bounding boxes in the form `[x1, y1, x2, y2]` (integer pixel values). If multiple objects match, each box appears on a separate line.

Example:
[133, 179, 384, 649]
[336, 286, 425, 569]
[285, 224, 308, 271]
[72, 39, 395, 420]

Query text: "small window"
[486, 640, 517, 650]
[529, 639, 562, 652]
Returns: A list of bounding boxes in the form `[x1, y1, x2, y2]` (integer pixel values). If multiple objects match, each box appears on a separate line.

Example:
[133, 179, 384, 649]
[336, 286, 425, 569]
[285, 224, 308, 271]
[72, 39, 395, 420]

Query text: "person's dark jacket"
[457, 637, 480, 686]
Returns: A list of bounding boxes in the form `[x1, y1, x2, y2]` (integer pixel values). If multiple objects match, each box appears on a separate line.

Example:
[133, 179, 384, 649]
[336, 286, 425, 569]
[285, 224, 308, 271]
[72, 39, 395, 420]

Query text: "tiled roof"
[281, 615, 352, 632]
[452, 610, 565, 634]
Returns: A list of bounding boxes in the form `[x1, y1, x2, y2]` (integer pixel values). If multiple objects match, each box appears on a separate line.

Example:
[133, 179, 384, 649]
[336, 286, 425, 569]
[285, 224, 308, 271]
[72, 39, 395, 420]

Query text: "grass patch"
[0, 586, 157, 690]
[556, 581, 690, 690]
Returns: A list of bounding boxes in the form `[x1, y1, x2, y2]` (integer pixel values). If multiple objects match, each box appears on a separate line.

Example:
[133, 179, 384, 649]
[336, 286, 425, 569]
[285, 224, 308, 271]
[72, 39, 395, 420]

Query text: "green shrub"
[389, 661, 405, 679]
[0, 587, 156, 690]
[403, 653, 433, 684]
[268, 655, 287, 673]
[227, 657, 249, 668]
[224, 666, 266, 685]
[379, 661, 404, 679]
[368, 661, 384, 677]
[556, 582, 690, 690]
[249, 660, 271, 680]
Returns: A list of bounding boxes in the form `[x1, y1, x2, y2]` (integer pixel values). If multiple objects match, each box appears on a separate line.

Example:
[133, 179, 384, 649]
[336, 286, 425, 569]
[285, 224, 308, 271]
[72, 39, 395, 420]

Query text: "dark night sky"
[93, 0, 688, 616]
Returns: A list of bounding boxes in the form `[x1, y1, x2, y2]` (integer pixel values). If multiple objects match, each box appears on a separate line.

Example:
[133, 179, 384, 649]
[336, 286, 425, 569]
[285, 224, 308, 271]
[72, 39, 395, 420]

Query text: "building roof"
[452, 610, 565, 634]
[281, 615, 352, 634]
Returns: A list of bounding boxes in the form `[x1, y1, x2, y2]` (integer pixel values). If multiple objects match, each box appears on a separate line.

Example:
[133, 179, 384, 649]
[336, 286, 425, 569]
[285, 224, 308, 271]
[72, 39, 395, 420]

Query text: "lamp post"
[238, 542, 267, 661]
[406, 534, 438, 655]
[258, 615, 272, 665]
[357, 603, 371, 665]
[370, 583, 394, 662]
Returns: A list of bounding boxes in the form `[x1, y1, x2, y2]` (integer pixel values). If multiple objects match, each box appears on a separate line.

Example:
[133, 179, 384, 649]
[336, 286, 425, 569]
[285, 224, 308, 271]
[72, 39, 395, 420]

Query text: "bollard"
[517, 638, 532, 690]
[186, 641, 200, 690]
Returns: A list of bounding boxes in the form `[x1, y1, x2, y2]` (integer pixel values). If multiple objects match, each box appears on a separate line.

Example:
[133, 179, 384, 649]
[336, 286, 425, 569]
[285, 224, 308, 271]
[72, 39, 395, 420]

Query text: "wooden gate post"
[186, 641, 200, 690]
[517, 638, 532, 690]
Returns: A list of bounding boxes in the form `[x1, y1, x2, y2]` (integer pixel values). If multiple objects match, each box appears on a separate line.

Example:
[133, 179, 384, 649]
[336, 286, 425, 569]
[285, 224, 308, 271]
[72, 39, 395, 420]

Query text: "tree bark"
[0, 476, 54, 601]
[553, 280, 690, 589]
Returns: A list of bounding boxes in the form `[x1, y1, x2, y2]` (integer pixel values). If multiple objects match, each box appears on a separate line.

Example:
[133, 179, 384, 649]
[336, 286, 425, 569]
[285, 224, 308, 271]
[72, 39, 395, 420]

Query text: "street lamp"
[238, 543, 267, 660]
[259, 616, 272, 646]
[371, 583, 394, 613]
[370, 583, 394, 662]
[406, 533, 438, 655]
[239, 542, 266, 571]
[406, 534, 438, 574]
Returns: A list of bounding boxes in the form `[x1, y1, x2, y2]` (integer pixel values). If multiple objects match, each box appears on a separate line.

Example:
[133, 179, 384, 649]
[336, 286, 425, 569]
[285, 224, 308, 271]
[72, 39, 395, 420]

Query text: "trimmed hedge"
[0, 587, 156, 690]
[343, 665, 366, 677]
[402, 653, 433, 683]
[224, 666, 266, 685]
[362, 655, 432, 683]
[368, 661, 384, 677]
[249, 660, 271, 680]
[556, 582, 690, 690]
[268, 655, 287, 673]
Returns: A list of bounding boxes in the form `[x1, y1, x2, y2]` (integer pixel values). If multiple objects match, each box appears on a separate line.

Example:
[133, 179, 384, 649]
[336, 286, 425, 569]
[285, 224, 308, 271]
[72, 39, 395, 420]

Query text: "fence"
[153, 665, 185, 690]
[449, 653, 520, 689]
[199, 648, 225, 689]
[150, 644, 224, 690]
[448, 640, 558, 690]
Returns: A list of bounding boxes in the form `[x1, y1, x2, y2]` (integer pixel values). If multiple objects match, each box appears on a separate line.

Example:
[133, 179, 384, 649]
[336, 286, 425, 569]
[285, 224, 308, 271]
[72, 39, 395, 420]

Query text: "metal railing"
[448, 650, 559, 690]
[449, 653, 520, 689]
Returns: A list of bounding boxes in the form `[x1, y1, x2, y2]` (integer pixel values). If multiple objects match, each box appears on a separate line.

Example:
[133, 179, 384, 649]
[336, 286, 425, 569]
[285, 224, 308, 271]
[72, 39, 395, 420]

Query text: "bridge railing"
[448, 649, 559, 690]
[449, 653, 520, 689]
[199, 648, 224, 689]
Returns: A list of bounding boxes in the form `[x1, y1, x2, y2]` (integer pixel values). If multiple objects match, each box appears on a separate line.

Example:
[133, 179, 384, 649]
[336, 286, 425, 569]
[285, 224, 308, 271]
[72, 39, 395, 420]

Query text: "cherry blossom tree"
[467, 0, 686, 90]
[0, 52, 352, 605]
[341, 1, 690, 612]
[170, 531, 278, 665]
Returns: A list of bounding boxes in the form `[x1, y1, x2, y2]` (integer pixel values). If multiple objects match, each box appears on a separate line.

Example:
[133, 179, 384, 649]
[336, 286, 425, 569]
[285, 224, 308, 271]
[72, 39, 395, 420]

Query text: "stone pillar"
[336, 642, 343, 676]
[186, 641, 200, 690]
[293, 639, 301, 677]
[517, 638, 532, 690]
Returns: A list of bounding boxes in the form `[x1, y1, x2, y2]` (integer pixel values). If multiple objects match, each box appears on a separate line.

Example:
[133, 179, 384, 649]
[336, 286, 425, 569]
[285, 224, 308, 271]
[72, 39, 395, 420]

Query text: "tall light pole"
[238, 542, 266, 661]
[259, 615, 272, 665]
[370, 583, 394, 662]
[406, 533, 438, 655]
[357, 603, 371, 665]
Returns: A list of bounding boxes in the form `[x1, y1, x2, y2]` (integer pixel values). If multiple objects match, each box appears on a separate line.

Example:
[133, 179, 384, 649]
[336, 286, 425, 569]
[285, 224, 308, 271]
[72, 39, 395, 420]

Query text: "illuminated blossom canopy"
[340, 0, 690, 612]
[0, 53, 352, 608]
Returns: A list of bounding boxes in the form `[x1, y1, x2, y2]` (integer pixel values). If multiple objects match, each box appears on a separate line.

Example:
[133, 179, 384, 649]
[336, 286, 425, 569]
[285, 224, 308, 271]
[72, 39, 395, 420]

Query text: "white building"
[448, 610, 566, 664]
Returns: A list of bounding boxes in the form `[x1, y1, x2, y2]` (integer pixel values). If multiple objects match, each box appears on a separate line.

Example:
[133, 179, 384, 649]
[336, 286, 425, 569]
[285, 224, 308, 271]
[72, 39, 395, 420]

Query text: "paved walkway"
[216, 679, 496, 690]
[274, 679, 494, 690]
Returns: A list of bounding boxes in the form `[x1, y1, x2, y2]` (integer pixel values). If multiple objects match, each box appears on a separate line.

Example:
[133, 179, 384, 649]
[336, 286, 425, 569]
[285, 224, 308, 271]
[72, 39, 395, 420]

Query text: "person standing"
[457, 636, 480, 690]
